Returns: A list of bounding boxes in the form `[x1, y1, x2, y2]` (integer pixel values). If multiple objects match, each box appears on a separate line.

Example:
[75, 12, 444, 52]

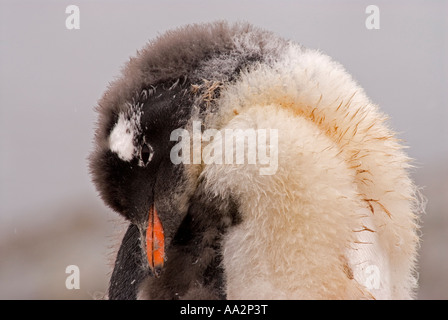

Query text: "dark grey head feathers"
[89, 21, 287, 300]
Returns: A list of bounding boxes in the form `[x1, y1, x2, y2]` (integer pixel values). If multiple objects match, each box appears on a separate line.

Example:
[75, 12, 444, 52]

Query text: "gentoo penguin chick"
[89, 21, 421, 299]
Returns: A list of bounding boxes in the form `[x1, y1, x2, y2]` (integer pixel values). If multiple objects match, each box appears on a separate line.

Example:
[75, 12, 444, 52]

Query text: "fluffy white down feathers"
[200, 42, 420, 299]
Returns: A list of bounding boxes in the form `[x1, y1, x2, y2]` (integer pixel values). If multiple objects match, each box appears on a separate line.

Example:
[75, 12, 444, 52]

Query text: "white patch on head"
[109, 113, 137, 161]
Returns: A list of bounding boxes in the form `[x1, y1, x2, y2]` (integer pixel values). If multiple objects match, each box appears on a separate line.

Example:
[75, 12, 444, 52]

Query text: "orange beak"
[146, 204, 165, 277]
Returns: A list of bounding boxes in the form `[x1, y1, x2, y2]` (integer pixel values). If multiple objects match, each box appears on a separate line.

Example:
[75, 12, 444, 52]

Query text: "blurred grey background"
[0, 0, 446, 299]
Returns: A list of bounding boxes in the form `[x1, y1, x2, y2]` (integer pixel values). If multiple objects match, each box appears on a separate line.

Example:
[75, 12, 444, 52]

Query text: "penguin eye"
[140, 143, 154, 166]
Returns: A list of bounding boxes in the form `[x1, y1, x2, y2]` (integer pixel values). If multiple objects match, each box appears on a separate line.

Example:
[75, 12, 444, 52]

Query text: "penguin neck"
[138, 192, 240, 300]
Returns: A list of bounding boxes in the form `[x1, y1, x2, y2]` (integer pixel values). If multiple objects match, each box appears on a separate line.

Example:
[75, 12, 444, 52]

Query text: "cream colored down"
[200, 43, 419, 299]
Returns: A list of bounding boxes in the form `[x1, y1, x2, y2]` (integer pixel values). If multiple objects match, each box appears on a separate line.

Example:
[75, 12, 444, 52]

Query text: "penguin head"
[90, 82, 196, 276]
